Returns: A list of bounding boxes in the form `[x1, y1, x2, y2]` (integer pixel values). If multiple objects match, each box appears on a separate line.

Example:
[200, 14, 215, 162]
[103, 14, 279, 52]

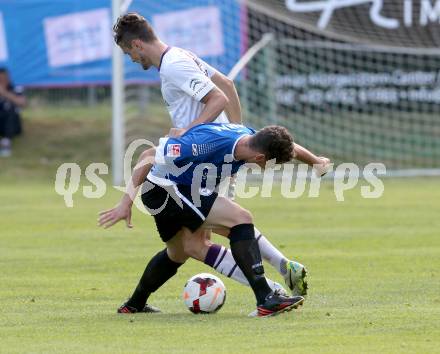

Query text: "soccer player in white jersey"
[110, 13, 328, 312]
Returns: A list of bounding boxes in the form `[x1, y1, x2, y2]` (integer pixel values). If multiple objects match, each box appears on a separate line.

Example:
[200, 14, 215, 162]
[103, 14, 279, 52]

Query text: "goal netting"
[241, 0, 440, 172]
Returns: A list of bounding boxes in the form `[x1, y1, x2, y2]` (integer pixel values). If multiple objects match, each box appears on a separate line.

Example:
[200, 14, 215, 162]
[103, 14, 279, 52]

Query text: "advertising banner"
[249, 0, 440, 48]
[0, 0, 242, 86]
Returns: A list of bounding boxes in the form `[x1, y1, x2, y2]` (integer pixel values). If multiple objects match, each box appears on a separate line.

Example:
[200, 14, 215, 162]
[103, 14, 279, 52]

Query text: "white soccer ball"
[183, 273, 226, 314]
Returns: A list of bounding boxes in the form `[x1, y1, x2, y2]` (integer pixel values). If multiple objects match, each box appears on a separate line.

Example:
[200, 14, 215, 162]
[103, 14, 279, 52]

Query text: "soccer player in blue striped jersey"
[148, 123, 253, 187]
[99, 123, 331, 316]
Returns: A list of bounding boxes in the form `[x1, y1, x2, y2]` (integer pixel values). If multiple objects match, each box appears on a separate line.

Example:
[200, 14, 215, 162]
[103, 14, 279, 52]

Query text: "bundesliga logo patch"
[167, 144, 181, 157]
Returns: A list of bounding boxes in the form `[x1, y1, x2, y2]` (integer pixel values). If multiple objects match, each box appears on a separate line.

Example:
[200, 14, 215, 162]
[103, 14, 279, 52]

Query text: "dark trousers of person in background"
[0, 110, 22, 157]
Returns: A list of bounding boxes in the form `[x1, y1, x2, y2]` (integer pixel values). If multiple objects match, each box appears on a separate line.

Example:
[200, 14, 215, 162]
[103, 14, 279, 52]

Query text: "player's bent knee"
[167, 249, 188, 263]
[166, 244, 188, 264]
[182, 232, 211, 261]
[234, 208, 253, 225]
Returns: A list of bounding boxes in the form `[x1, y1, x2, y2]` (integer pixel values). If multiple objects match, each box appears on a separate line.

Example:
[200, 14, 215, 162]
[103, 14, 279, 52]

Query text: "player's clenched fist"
[314, 156, 332, 177]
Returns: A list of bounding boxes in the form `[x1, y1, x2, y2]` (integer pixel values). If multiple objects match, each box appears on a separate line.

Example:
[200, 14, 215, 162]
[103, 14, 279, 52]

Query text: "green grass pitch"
[1, 178, 439, 353]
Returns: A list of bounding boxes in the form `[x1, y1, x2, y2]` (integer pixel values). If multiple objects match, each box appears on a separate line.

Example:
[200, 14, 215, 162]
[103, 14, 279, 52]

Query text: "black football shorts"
[141, 178, 218, 242]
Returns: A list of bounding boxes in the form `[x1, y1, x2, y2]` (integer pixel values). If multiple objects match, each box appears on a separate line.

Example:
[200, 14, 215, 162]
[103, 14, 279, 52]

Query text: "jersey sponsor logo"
[192, 144, 198, 156]
[192, 81, 210, 99]
[167, 144, 181, 157]
[190, 78, 203, 91]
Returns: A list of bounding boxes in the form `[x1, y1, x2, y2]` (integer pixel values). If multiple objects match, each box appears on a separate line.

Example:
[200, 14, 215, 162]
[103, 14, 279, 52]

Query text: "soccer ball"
[183, 273, 226, 314]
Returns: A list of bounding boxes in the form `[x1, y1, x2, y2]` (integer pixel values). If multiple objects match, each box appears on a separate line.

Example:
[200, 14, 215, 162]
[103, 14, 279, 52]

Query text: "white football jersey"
[158, 47, 229, 128]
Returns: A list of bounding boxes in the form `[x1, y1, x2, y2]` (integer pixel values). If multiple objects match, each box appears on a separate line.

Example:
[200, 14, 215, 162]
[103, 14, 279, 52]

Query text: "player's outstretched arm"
[293, 143, 331, 176]
[211, 72, 242, 124]
[98, 148, 156, 229]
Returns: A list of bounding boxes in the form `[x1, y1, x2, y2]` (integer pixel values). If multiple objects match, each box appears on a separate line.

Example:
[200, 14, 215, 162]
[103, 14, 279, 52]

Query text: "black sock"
[229, 223, 272, 305]
[126, 248, 183, 310]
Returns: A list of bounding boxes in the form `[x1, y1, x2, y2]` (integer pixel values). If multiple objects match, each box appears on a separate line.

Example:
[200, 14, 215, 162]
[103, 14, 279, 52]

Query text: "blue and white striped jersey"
[148, 123, 256, 187]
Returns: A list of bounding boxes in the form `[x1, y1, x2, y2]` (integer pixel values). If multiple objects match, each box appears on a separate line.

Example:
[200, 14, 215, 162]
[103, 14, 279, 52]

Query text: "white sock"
[204, 244, 283, 290]
[205, 244, 249, 285]
[254, 227, 288, 276]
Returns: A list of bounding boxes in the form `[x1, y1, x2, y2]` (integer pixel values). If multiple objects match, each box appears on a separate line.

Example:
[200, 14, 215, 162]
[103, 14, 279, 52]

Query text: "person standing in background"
[0, 68, 26, 157]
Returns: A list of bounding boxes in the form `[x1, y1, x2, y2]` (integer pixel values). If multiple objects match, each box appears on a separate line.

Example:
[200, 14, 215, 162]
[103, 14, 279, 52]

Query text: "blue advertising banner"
[0, 0, 243, 87]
